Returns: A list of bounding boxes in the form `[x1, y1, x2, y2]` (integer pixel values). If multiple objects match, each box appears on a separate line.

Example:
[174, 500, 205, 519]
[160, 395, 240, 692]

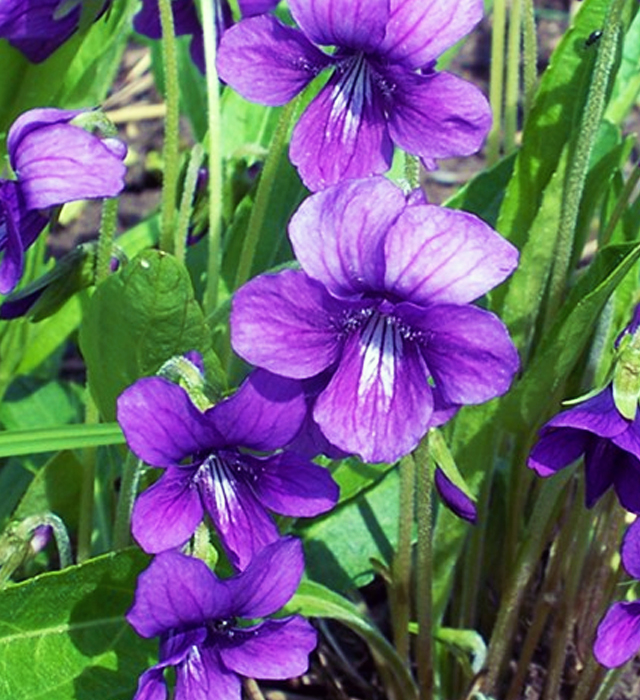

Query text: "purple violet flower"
[127, 537, 317, 700]
[134, 0, 279, 73]
[528, 384, 640, 513]
[117, 369, 339, 569]
[594, 519, 640, 667]
[217, 0, 492, 191]
[231, 177, 519, 464]
[0, 180, 48, 294]
[8, 108, 127, 211]
[0, 0, 110, 63]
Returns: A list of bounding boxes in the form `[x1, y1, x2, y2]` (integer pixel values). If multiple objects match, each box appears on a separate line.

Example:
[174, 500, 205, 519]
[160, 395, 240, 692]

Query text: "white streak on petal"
[329, 54, 371, 143]
[358, 314, 402, 407]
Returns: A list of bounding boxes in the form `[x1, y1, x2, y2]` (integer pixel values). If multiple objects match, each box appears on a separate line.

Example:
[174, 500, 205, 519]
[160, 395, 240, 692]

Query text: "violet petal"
[288, 176, 405, 298]
[622, 520, 640, 579]
[231, 269, 343, 379]
[217, 16, 330, 105]
[612, 455, 640, 515]
[434, 467, 477, 523]
[593, 601, 640, 668]
[220, 617, 317, 679]
[583, 439, 618, 508]
[546, 387, 629, 438]
[175, 646, 241, 700]
[527, 427, 587, 478]
[132, 667, 168, 700]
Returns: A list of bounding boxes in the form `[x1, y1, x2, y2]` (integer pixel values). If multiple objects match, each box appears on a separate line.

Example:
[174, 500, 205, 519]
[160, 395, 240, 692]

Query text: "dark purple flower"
[434, 468, 477, 523]
[594, 520, 640, 667]
[528, 385, 640, 513]
[117, 369, 339, 569]
[231, 177, 519, 463]
[0, 0, 110, 63]
[127, 537, 317, 700]
[133, 0, 279, 73]
[217, 0, 492, 191]
[0, 180, 48, 294]
[8, 108, 127, 211]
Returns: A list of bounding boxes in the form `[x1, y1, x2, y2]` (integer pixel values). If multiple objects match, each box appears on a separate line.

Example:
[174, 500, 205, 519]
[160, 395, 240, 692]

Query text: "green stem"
[201, 0, 223, 317]
[504, 0, 522, 153]
[175, 143, 206, 264]
[77, 398, 99, 563]
[521, 0, 538, 119]
[390, 453, 416, 666]
[113, 453, 143, 550]
[404, 153, 420, 191]
[599, 162, 640, 247]
[415, 435, 434, 700]
[486, 0, 508, 164]
[96, 197, 118, 284]
[232, 99, 298, 293]
[545, 0, 625, 321]
[158, 0, 181, 254]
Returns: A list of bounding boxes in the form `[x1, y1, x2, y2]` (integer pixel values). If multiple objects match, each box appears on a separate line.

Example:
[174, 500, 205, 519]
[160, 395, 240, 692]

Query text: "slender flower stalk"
[175, 142, 205, 263]
[95, 197, 118, 284]
[504, 0, 522, 154]
[158, 0, 181, 255]
[486, 0, 507, 164]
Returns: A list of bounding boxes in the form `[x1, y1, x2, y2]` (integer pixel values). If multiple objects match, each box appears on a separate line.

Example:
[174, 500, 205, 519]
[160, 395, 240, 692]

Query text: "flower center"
[208, 617, 238, 639]
[330, 53, 373, 141]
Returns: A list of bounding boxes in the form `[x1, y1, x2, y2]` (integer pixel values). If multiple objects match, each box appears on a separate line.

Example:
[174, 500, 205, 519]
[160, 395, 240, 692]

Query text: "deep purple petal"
[239, 0, 279, 15]
[126, 551, 233, 638]
[175, 647, 241, 700]
[217, 16, 330, 105]
[584, 438, 618, 508]
[434, 467, 476, 523]
[288, 176, 405, 297]
[288, 0, 389, 51]
[378, 0, 483, 68]
[545, 387, 629, 438]
[612, 417, 640, 460]
[387, 69, 492, 166]
[117, 377, 225, 468]
[622, 520, 640, 579]
[289, 66, 394, 191]
[383, 203, 518, 305]
[133, 0, 201, 39]
[229, 537, 305, 618]
[220, 617, 317, 679]
[209, 369, 305, 451]
[594, 601, 640, 668]
[160, 629, 207, 667]
[612, 455, 640, 514]
[133, 667, 167, 700]
[11, 122, 127, 209]
[314, 323, 433, 463]
[231, 269, 343, 378]
[412, 304, 519, 405]
[252, 452, 339, 516]
[200, 462, 280, 570]
[131, 466, 203, 554]
[527, 427, 588, 478]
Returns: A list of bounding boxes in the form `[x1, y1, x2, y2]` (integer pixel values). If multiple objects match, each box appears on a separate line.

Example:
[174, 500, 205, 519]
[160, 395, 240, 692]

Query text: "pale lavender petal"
[545, 387, 629, 438]
[126, 551, 233, 638]
[175, 647, 241, 700]
[210, 369, 305, 451]
[383, 204, 518, 305]
[239, 0, 279, 14]
[117, 377, 225, 467]
[8, 108, 82, 158]
[288, 0, 388, 51]
[289, 67, 394, 191]
[133, 667, 167, 700]
[379, 0, 483, 67]
[220, 617, 316, 678]
[527, 427, 587, 478]
[387, 69, 492, 164]
[434, 468, 476, 523]
[584, 439, 617, 508]
[230, 537, 305, 618]
[131, 466, 203, 554]
[314, 322, 433, 463]
[288, 176, 404, 297]
[252, 452, 339, 516]
[217, 16, 330, 105]
[411, 304, 519, 405]
[594, 601, 640, 668]
[231, 269, 343, 378]
[200, 463, 280, 570]
[622, 520, 640, 579]
[12, 123, 127, 209]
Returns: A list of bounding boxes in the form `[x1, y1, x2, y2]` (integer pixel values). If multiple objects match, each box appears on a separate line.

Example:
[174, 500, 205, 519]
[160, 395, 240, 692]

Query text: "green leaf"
[297, 467, 399, 593]
[0, 424, 125, 459]
[0, 549, 154, 700]
[287, 580, 417, 700]
[79, 250, 224, 421]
